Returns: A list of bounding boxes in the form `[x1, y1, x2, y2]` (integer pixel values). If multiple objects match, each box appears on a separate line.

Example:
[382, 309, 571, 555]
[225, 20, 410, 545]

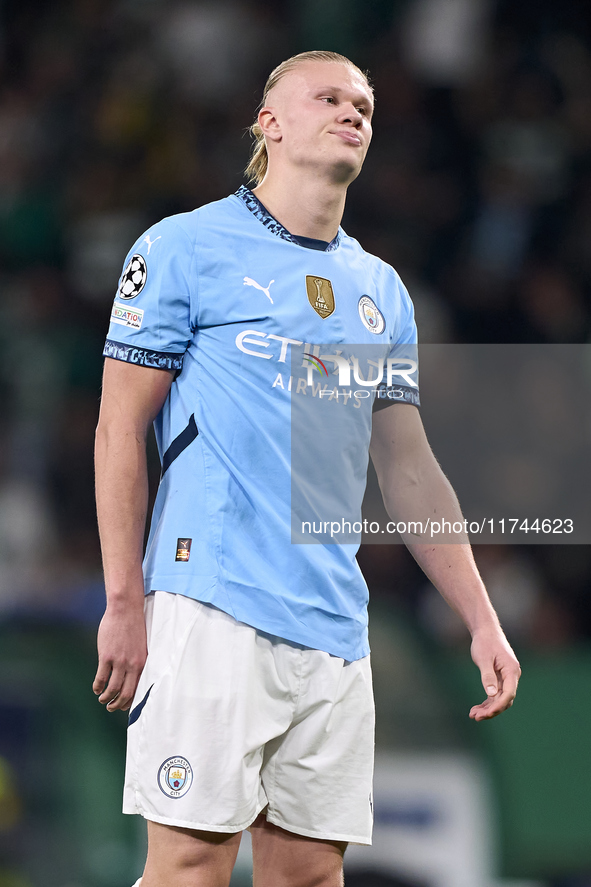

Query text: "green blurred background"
[0, 0, 590, 884]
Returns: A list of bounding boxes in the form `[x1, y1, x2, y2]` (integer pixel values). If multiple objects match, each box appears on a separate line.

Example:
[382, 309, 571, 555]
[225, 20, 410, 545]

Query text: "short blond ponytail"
[245, 50, 372, 187]
[245, 119, 268, 187]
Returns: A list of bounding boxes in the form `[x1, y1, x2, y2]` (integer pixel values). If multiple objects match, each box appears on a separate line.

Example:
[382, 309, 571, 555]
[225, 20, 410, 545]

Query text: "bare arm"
[93, 357, 174, 711]
[370, 403, 521, 721]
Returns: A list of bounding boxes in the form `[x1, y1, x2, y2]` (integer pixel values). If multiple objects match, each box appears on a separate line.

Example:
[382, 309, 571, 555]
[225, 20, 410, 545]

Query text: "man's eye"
[322, 96, 336, 104]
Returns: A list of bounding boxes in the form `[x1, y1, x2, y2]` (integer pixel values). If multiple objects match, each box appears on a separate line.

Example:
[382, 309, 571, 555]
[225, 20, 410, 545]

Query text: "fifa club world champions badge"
[306, 275, 335, 318]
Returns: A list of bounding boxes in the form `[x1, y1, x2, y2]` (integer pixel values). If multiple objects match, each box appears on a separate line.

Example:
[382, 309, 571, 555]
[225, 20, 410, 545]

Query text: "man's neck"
[252, 173, 348, 243]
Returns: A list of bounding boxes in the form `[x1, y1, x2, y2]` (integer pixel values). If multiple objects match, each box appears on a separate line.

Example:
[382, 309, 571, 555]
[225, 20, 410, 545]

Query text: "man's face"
[263, 61, 374, 184]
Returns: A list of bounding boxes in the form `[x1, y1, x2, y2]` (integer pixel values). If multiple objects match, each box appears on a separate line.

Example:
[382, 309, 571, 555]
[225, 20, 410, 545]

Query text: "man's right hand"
[93, 601, 148, 712]
[94, 358, 174, 712]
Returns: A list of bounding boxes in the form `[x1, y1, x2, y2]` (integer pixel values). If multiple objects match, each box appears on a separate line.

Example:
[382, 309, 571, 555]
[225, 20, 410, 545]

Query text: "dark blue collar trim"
[292, 234, 331, 251]
[235, 185, 341, 252]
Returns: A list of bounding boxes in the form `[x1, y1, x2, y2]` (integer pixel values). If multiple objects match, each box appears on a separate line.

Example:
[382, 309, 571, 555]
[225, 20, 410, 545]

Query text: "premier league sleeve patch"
[358, 295, 385, 334]
[118, 254, 148, 300]
[158, 756, 193, 798]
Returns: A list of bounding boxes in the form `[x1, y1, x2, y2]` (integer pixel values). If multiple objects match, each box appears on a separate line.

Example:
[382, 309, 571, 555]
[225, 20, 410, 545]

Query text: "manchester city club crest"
[358, 295, 385, 334]
[157, 756, 193, 798]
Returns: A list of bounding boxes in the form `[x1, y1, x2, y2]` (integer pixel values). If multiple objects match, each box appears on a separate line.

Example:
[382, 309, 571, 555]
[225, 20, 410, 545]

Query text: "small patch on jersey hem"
[103, 339, 184, 370]
[358, 295, 385, 334]
[111, 301, 144, 330]
[175, 538, 192, 561]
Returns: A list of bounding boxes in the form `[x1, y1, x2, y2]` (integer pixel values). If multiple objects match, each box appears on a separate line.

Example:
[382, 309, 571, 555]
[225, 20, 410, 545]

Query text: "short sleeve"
[103, 216, 195, 371]
[374, 272, 420, 412]
[394, 274, 418, 346]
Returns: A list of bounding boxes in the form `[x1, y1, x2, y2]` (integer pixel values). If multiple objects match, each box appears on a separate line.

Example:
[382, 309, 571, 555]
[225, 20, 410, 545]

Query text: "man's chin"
[295, 152, 366, 185]
[331, 157, 365, 186]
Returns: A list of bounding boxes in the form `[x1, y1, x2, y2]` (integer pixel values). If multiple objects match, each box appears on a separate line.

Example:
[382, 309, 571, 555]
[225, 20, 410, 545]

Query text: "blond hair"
[245, 50, 372, 186]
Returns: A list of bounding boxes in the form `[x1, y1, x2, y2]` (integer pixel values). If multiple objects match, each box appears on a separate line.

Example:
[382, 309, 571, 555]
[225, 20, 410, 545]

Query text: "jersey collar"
[235, 185, 341, 252]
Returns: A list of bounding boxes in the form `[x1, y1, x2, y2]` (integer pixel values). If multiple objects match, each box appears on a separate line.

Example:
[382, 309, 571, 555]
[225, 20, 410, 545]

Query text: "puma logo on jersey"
[144, 234, 162, 254]
[243, 276, 275, 304]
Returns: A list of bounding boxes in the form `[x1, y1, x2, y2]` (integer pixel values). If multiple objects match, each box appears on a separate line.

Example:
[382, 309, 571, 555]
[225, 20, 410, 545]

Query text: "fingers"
[93, 660, 112, 697]
[469, 689, 513, 721]
[94, 661, 142, 712]
[107, 669, 141, 712]
[480, 670, 499, 698]
[470, 628, 521, 722]
[98, 663, 125, 708]
[93, 609, 147, 712]
[470, 662, 521, 721]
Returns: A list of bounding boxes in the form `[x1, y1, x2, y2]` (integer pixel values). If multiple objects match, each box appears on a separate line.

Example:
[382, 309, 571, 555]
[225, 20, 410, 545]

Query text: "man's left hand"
[469, 627, 521, 721]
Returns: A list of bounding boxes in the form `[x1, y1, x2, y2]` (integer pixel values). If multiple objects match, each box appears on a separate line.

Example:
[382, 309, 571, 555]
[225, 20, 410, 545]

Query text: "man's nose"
[339, 104, 363, 126]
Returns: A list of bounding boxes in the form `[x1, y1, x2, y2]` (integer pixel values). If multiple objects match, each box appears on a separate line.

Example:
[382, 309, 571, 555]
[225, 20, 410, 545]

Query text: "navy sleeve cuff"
[103, 339, 185, 371]
[373, 384, 420, 412]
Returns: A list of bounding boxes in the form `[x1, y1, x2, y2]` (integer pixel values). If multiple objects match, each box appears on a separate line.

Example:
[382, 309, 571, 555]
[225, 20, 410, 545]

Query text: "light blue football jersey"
[103, 186, 419, 661]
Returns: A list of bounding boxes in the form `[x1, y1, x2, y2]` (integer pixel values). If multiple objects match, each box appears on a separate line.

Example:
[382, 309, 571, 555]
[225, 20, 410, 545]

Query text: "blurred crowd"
[0, 0, 590, 651]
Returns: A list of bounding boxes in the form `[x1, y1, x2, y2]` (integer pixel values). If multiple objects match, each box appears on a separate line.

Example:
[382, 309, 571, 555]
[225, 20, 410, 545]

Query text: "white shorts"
[123, 591, 375, 844]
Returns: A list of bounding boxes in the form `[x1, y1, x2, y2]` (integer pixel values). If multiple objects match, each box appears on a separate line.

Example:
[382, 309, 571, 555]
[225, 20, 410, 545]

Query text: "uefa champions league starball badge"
[158, 756, 193, 798]
[118, 254, 148, 300]
[358, 295, 385, 334]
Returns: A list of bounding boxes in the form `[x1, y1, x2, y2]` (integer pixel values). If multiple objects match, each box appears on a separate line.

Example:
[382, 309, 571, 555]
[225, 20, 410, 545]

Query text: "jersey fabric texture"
[103, 186, 419, 662]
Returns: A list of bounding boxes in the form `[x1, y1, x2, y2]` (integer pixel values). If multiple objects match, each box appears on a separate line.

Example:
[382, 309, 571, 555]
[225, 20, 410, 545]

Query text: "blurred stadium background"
[0, 0, 590, 885]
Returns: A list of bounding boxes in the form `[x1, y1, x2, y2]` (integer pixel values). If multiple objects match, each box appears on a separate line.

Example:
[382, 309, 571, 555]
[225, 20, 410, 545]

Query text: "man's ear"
[258, 107, 282, 143]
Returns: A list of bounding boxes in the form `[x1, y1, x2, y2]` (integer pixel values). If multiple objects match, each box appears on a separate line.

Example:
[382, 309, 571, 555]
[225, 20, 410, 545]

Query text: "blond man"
[94, 51, 520, 887]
